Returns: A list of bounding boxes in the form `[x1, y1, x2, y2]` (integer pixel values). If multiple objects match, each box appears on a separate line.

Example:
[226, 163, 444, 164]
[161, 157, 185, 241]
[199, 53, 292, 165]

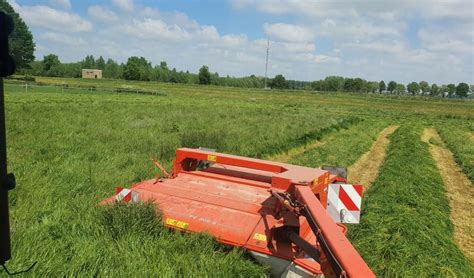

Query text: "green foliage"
[407, 81, 420, 95]
[104, 58, 122, 79]
[343, 78, 366, 92]
[324, 76, 345, 91]
[419, 80, 430, 96]
[394, 83, 406, 95]
[82, 55, 96, 69]
[270, 74, 288, 89]
[43, 54, 61, 76]
[349, 126, 473, 276]
[0, 0, 35, 69]
[123, 56, 152, 81]
[430, 83, 439, 97]
[96, 56, 105, 70]
[456, 82, 469, 98]
[387, 81, 397, 93]
[447, 83, 456, 97]
[198, 65, 211, 85]
[378, 80, 386, 93]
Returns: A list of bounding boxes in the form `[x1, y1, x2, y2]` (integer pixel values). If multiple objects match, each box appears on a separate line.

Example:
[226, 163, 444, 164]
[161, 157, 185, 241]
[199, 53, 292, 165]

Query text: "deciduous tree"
[0, 1, 35, 69]
[419, 81, 429, 96]
[379, 80, 386, 93]
[447, 84, 456, 98]
[455, 82, 469, 98]
[270, 74, 288, 89]
[198, 65, 211, 85]
[387, 81, 397, 93]
[430, 84, 439, 97]
[407, 82, 419, 95]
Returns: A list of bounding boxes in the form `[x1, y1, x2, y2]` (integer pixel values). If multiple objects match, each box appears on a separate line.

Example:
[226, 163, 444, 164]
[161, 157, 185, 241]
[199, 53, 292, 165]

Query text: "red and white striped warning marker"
[326, 184, 363, 224]
[115, 187, 140, 203]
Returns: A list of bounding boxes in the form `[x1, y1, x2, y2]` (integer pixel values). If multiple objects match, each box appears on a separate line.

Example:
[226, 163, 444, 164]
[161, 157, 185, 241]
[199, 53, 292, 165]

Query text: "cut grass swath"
[349, 125, 474, 277]
[436, 121, 473, 183]
[347, 125, 399, 189]
[287, 119, 391, 169]
[422, 128, 474, 262]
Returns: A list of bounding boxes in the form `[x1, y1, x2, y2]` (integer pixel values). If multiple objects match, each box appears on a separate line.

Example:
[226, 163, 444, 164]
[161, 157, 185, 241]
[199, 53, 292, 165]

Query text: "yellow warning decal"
[207, 154, 217, 162]
[165, 218, 189, 229]
[253, 233, 267, 242]
[324, 173, 329, 185]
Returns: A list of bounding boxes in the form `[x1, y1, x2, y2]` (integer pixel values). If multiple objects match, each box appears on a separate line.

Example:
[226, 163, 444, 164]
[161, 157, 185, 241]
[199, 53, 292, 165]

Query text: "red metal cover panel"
[106, 173, 272, 246]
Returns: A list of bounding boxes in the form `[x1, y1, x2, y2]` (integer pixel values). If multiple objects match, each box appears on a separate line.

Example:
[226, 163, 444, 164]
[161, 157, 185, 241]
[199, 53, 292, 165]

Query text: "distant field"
[4, 77, 473, 276]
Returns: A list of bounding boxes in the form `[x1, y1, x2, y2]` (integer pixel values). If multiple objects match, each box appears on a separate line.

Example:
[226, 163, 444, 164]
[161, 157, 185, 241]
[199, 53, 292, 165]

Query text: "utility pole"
[264, 39, 269, 89]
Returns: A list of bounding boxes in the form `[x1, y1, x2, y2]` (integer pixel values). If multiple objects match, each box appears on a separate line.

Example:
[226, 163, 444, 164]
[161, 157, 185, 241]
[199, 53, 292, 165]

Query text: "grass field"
[3, 77, 474, 276]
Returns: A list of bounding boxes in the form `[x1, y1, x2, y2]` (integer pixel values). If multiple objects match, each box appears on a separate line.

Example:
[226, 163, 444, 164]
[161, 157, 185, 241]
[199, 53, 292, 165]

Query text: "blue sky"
[9, 0, 474, 84]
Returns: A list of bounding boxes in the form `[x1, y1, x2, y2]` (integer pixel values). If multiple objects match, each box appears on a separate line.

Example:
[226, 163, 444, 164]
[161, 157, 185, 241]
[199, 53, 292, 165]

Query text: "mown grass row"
[435, 120, 473, 182]
[349, 125, 473, 277]
[287, 118, 390, 169]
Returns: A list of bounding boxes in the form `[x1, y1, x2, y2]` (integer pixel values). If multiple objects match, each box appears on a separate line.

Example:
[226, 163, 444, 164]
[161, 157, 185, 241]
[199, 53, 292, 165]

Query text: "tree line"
[1, 0, 471, 98]
[22, 54, 472, 98]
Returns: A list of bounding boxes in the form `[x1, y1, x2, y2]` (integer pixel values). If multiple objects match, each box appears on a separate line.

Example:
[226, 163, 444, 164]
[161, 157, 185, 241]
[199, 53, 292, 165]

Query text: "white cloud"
[88, 6, 119, 22]
[50, 0, 71, 10]
[423, 0, 474, 21]
[418, 27, 473, 54]
[12, 1, 92, 32]
[40, 32, 86, 46]
[314, 55, 341, 64]
[112, 0, 134, 13]
[123, 18, 191, 42]
[263, 23, 315, 42]
[281, 42, 316, 53]
[343, 40, 406, 54]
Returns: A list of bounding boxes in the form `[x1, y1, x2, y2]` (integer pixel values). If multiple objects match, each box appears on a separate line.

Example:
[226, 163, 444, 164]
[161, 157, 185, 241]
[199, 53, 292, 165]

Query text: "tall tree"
[270, 74, 288, 89]
[407, 82, 420, 95]
[324, 76, 344, 92]
[379, 80, 386, 93]
[387, 81, 397, 93]
[419, 81, 429, 96]
[42, 54, 61, 76]
[43, 54, 60, 72]
[123, 56, 151, 80]
[447, 84, 456, 98]
[0, 0, 35, 69]
[455, 82, 469, 98]
[430, 84, 439, 97]
[198, 65, 211, 85]
[96, 56, 105, 70]
[82, 55, 95, 69]
[104, 58, 121, 78]
[394, 84, 406, 95]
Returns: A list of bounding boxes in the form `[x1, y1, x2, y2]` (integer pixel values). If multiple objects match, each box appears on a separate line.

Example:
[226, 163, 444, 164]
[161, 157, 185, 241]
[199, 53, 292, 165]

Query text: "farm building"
[82, 69, 102, 79]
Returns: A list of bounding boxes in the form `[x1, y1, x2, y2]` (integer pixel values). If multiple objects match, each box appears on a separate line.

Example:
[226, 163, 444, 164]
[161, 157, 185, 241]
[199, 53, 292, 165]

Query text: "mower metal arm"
[295, 185, 375, 278]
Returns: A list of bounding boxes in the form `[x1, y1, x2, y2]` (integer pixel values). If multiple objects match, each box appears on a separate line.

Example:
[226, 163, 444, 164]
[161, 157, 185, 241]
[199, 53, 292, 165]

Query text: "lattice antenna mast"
[264, 39, 269, 89]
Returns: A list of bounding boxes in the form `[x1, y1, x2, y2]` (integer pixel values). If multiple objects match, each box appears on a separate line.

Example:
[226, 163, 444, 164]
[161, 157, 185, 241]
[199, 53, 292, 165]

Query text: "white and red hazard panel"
[115, 187, 140, 203]
[326, 184, 363, 224]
